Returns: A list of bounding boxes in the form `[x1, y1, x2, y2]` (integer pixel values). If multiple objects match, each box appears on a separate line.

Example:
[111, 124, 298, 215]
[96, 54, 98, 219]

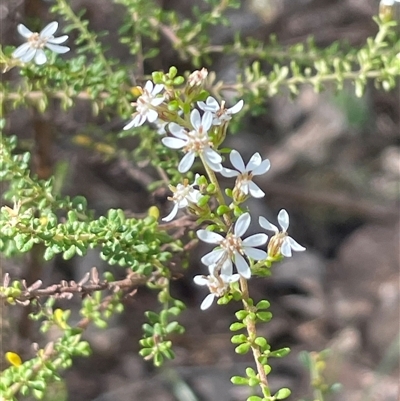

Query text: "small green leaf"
[274, 387, 291, 399]
[255, 300, 270, 310]
[229, 322, 245, 331]
[235, 310, 248, 320]
[168, 66, 178, 78]
[248, 377, 260, 387]
[165, 321, 180, 333]
[43, 247, 55, 261]
[154, 352, 164, 367]
[270, 347, 290, 358]
[14, 233, 26, 251]
[231, 376, 248, 385]
[231, 334, 247, 344]
[63, 245, 76, 260]
[216, 205, 230, 216]
[197, 195, 210, 207]
[247, 396, 263, 401]
[254, 337, 267, 348]
[235, 343, 251, 354]
[256, 311, 272, 322]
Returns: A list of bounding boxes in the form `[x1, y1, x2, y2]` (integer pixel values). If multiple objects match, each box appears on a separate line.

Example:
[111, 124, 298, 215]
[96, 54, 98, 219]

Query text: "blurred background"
[1, 0, 399, 400]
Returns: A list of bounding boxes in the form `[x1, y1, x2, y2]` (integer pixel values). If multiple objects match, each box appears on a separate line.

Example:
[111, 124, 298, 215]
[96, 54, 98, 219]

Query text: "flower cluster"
[120, 76, 306, 309]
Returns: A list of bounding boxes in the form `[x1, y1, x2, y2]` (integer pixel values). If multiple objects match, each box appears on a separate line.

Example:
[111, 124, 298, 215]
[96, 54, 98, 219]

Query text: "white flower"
[193, 264, 240, 310]
[259, 209, 306, 258]
[188, 68, 208, 87]
[124, 81, 165, 130]
[13, 21, 69, 65]
[197, 96, 244, 125]
[162, 176, 202, 222]
[221, 150, 270, 199]
[197, 213, 268, 279]
[161, 109, 222, 173]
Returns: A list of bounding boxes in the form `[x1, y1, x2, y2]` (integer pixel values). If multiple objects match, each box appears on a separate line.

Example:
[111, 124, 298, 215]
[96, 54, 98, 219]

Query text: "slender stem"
[310, 352, 325, 401]
[55, 0, 113, 76]
[199, 154, 232, 227]
[240, 277, 271, 398]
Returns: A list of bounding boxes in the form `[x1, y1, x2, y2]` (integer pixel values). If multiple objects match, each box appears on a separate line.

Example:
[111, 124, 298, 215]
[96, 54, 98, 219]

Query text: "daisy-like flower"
[124, 81, 165, 130]
[197, 213, 268, 279]
[193, 264, 240, 310]
[221, 150, 270, 200]
[259, 209, 306, 258]
[12, 21, 70, 65]
[197, 96, 244, 125]
[162, 109, 222, 173]
[162, 176, 202, 222]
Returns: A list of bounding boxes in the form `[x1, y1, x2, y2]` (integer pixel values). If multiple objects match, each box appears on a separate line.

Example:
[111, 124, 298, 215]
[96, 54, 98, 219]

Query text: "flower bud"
[267, 233, 285, 258]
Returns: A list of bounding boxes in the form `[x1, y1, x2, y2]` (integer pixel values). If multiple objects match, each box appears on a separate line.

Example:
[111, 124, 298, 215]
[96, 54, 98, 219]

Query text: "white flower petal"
[178, 152, 195, 173]
[234, 213, 251, 237]
[203, 148, 222, 163]
[161, 137, 186, 149]
[47, 35, 68, 44]
[287, 236, 306, 252]
[17, 24, 33, 38]
[278, 209, 290, 232]
[123, 119, 137, 130]
[205, 159, 222, 172]
[13, 43, 31, 58]
[259, 216, 279, 233]
[146, 109, 158, 123]
[240, 182, 250, 195]
[228, 99, 244, 114]
[20, 48, 36, 62]
[246, 153, 262, 171]
[227, 273, 241, 283]
[220, 260, 233, 277]
[252, 159, 271, 176]
[201, 249, 224, 266]
[220, 167, 239, 178]
[130, 113, 146, 127]
[151, 97, 165, 107]
[201, 111, 213, 132]
[230, 150, 245, 172]
[152, 84, 164, 95]
[161, 204, 179, 222]
[193, 276, 208, 286]
[248, 182, 265, 198]
[281, 239, 292, 257]
[206, 97, 220, 111]
[144, 80, 153, 92]
[40, 21, 58, 38]
[200, 293, 215, 310]
[243, 233, 268, 247]
[190, 109, 201, 131]
[45, 43, 70, 54]
[234, 252, 251, 279]
[197, 101, 207, 111]
[169, 123, 188, 139]
[243, 247, 267, 261]
[34, 49, 47, 65]
[197, 230, 224, 244]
